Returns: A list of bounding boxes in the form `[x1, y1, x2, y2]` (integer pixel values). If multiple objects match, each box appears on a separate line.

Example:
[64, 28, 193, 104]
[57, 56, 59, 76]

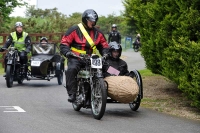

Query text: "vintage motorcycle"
[67, 53, 107, 120]
[30, 43, 65, 85]
[133, 40, 141, 52]
[2, 43, 65, 88]
[3, 47, 28, 88]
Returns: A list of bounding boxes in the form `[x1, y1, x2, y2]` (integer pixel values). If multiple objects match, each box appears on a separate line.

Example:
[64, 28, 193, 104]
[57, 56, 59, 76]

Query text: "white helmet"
[137, 33, 141, 37]
[15, 22, 23, 27]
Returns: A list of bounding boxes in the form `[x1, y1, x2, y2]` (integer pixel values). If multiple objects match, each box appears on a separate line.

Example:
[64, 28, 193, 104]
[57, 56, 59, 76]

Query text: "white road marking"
[0, 106, 26, 112]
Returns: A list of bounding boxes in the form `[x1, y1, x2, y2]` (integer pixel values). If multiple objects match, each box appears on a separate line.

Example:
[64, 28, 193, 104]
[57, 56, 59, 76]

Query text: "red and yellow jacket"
[60, 24, 109, 56]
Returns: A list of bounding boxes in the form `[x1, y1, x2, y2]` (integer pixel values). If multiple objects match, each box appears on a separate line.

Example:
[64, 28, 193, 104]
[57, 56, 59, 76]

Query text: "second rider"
[60, 9, 109, 103]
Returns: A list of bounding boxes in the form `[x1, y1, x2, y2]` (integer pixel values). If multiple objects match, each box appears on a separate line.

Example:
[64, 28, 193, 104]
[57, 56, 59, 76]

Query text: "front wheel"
[134, 45, 139, 52]
[56, 70, 63, 85]
[6, 65, 14, 88]
[91, 78, 107, 120]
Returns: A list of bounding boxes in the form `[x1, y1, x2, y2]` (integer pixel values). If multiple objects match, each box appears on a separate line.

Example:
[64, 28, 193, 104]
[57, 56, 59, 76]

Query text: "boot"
[68, 94, 76, 103]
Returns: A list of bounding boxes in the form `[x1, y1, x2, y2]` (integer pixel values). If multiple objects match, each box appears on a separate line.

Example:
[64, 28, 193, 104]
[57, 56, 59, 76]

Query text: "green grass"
[139, 69, 158, 76]
[0, 63, 4, 74]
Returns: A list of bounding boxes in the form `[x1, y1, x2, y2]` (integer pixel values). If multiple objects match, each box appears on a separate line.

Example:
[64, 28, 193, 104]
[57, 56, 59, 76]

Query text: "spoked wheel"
[6, 65, 14, 88]
[57, 70, 63, 85]
[129, 70, 143, 111]
[91, 78, 107, 120]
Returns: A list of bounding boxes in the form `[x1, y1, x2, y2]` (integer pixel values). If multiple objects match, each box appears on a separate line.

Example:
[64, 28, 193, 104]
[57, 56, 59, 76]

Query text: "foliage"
[0, 0, 26, 25]
[123, 0, 200, 108]
[1, 6, 134, 46]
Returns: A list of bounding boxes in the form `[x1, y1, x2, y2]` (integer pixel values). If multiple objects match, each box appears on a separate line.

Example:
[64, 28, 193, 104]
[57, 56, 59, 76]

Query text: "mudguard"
[56, 62, 61, 71]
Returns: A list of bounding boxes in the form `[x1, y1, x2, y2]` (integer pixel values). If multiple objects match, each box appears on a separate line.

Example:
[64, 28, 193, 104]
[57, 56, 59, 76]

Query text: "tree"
[0, 0, 26, 24]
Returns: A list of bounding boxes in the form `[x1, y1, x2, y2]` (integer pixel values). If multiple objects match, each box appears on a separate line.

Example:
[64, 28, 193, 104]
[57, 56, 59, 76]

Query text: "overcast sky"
[11, 0, 125, 17]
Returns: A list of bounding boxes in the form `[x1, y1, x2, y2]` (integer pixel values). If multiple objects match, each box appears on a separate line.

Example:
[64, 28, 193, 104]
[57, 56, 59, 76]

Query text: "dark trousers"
[4, 51, 28, 72]
[65, 57, 85, 95]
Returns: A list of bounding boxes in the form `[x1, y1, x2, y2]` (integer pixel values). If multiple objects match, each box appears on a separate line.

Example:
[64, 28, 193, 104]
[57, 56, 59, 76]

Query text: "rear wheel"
[6, 65, 14, 88]
[91, 78, 107, 120]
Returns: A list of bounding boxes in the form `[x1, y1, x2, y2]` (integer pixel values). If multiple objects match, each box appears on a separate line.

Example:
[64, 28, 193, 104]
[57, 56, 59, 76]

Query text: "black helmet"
[82, 9, 98, 27]
[40, 37, 48, 43]
[109, 41, 122, 60]
[112, 24, 117, 28]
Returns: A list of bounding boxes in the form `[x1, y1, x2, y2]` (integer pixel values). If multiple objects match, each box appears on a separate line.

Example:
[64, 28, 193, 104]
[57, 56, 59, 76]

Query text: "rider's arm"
[25, 35, 31, 52]
[60, 26, 77, 56]
[118, 32, 121, 44]
[3, 35, 13, 48]
[119, 60, 130, 76]
[95, 29, 110, 56]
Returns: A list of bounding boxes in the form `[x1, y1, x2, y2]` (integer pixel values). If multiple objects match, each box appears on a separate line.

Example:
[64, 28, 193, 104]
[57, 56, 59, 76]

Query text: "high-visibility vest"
[11, 31, 28, 51]
[71, 23, 97, 54]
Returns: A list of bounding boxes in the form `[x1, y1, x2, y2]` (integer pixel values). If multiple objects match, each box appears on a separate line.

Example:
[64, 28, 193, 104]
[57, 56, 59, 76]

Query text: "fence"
[0, 33, 64, 68]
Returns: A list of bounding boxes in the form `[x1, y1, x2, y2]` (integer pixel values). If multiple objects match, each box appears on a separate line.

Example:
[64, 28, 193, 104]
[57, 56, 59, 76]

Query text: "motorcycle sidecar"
[29, 43, 65, 85]
[106, 69, 143, 111]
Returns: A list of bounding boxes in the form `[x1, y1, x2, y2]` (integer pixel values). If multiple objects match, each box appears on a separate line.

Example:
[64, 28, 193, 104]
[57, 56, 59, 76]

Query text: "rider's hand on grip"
[25, 49, 30, 53]
[103, 54, 109, 60]
[0, 47, 4, 52]
[65, 51, 73, 58]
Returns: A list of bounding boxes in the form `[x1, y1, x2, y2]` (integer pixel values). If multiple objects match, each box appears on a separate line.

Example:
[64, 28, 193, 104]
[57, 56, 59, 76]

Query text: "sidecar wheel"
[129, 97, 141, 111]
[129, 70, 143, 111]
[57, 71, 63, 85]
[91, 78, 107, 120]
[6, 65, 14, 88]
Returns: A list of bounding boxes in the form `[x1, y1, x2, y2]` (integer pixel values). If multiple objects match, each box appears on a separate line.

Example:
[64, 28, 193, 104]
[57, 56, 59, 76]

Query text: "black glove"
[65, 51, 73, 58]
[25, 49, 30, 53]
[0, 48, 4, 52]
[103, 54, 109, 59]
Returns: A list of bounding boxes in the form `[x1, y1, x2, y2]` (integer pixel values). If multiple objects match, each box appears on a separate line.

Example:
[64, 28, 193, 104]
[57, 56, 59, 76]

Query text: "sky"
[10, 0, 125, 17]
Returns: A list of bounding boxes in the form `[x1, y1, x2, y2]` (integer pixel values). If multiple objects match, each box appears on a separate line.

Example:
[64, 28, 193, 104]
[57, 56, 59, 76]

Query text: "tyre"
[129, 70, 143, 111]
[6, 65, 14, 88]
[57, 70, 63, 85]
[134, 45, 139, 52]
[129, 97, 141, 111]
[91, 78, 107, 120]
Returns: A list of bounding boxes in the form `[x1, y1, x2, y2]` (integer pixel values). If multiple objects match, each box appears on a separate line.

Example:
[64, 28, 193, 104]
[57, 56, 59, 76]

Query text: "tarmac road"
[0, 49, 199, 133]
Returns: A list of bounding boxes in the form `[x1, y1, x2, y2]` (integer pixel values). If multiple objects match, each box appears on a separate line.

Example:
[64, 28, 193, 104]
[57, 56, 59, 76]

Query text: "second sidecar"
[28, 43, 65, 85]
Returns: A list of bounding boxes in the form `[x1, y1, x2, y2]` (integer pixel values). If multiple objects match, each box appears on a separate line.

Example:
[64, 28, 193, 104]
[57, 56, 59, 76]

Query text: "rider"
[60, 9, 109, 103]
[133, 33, 141, 49]
[108, 24, 121, 44]
[103, 41, 129, 78]
[0, 22, 31, 77]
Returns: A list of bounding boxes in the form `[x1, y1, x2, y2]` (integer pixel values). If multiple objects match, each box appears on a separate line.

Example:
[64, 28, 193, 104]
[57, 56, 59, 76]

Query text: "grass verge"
[139, 69, 200, 121]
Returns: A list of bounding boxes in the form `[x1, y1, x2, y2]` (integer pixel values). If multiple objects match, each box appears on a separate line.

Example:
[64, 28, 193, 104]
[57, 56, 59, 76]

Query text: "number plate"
[91, 58, 102, 68]
[31, 61, 41, 66]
